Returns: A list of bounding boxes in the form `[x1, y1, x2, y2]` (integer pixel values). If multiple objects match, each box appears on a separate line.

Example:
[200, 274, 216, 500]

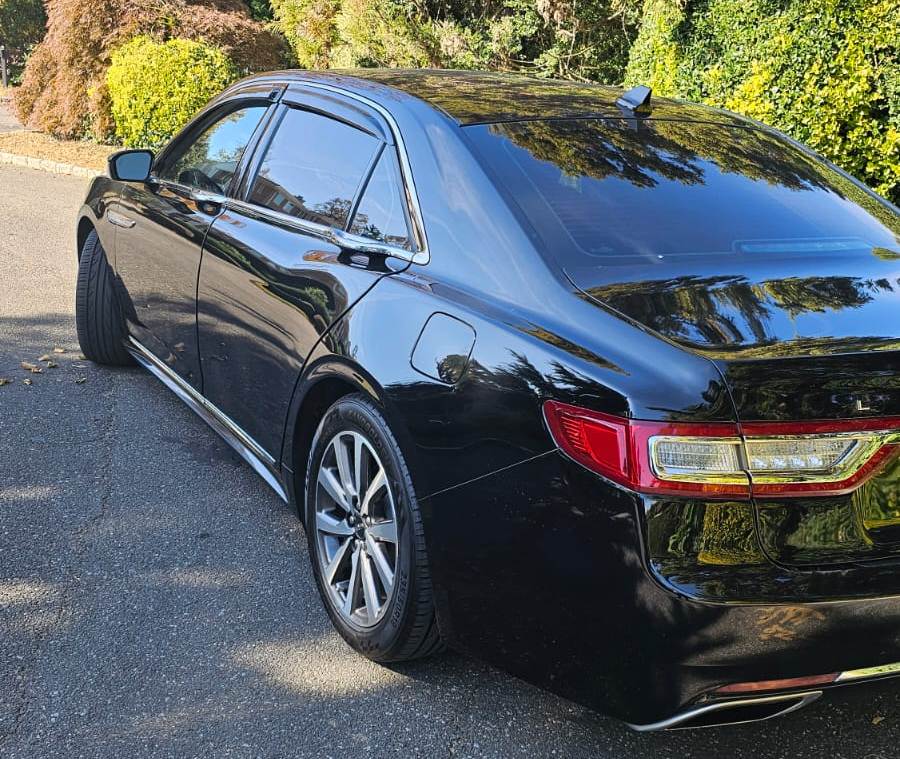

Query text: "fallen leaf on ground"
[52, 347, 65, 354]
[0, 378, 10, 386]
[23, 378, 32, 386]
[74, 377, 86, 384]
[38, 354, 51, 362]
[20, 362, 42, 373]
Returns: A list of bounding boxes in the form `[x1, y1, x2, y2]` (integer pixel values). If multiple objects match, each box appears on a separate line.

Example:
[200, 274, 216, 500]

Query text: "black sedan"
[74, 70, 900, 730]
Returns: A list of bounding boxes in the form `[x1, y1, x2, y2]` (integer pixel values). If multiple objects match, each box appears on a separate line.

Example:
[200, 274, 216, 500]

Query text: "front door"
[114, 103, 270, 388]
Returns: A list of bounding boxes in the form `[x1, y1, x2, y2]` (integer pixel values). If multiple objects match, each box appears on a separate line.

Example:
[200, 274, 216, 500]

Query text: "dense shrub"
[270, 0, 640, 81]
[247, 0, 273, 20]
[107, 37, 238, 148]
[0, 0, 47, 83]
[14, 0, 289, 141]
[626, 0, 900, 204]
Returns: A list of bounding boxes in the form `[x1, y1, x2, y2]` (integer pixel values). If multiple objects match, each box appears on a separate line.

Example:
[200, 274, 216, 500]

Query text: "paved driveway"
[0, 98, 20, 133]
[1, 164, 898, 757]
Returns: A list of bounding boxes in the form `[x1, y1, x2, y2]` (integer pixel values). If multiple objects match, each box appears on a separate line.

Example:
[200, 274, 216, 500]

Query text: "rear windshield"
[464, 119, 900, 266]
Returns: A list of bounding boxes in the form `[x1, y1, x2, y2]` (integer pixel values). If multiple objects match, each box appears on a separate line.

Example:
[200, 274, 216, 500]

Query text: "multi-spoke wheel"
[315, 430, 398, 628]
[305, 394, 444, 662]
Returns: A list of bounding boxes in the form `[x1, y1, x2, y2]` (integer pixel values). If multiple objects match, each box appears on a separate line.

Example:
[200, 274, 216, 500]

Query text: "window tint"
[349, 150, 413, 249]
[248, 108, 379, 228]
[159, 106, 266, 193]
[467, 119, 900, 265]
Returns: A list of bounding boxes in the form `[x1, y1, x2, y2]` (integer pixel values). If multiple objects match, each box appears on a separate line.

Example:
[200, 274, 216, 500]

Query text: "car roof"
[241, 69, 751, 127]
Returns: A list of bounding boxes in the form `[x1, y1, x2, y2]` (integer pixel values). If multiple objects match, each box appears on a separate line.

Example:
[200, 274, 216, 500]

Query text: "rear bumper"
[619, 570, 900, 727]
[422, 450, 900, 725]
[627, 593, 900, 726]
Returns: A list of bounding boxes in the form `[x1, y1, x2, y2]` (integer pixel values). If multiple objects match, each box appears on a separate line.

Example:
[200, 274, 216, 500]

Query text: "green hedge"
[626, 0, 900, 204]
[106, 36, 239, 149]
[270, 0, 639, 82]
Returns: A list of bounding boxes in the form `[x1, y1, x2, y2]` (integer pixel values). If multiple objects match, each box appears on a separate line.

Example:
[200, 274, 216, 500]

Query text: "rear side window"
[349, 150, 413, 250]
[159, 105, 267, 193]
[248, 107, 378, 229]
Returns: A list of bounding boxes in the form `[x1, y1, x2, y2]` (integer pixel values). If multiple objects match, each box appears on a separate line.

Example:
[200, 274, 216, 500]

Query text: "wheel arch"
[281, 356, 418, 521]
[76, 214, 96, 260]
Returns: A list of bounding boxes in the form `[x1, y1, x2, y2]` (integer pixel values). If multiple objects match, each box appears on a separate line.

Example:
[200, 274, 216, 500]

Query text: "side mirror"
[108, 149, 154, 182]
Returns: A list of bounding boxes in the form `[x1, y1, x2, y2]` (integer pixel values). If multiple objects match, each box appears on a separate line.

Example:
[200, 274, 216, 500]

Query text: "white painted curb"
[0, 150, 102, 178]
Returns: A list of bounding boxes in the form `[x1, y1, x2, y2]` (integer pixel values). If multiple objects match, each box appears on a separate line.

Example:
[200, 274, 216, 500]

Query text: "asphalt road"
[1, 163, 899, 758]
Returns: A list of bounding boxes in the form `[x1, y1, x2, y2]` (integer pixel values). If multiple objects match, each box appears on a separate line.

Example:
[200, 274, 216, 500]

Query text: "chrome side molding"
[628, 690, 822, 731]
[127, 338, 288, 503]
[107, 209, 135, 229]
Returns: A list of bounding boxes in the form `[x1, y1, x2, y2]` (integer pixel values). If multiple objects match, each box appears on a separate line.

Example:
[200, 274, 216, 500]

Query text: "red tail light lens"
[543, 400, 900, 499]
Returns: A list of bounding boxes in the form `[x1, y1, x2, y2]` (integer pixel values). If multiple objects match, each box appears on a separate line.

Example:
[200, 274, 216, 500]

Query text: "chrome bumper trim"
[837, 660, 900, 682]
[628, 691, 822, 732]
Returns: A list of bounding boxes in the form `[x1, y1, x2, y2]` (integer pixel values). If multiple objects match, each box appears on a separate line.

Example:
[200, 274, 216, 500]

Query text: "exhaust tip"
[629, 691, 822, 731]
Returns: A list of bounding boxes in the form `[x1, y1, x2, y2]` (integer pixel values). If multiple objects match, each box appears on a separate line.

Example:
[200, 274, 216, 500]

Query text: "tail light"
[543, 400, 900, 499]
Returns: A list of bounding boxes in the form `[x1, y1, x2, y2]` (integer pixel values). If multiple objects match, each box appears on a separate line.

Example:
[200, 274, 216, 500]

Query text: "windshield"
[464, 119, 900, 267]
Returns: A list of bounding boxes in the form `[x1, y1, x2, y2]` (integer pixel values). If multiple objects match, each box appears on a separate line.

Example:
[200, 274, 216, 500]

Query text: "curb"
[0, 150, 102, 178]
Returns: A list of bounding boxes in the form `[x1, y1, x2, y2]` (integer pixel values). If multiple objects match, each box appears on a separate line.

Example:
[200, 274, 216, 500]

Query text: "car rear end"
[464, 104, 900, 726]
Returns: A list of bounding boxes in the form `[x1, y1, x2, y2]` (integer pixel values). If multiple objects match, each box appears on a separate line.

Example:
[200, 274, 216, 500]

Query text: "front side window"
[248, 108, 379, 229]
[158, 105, 267, 194]
[349, 150, 413, 250]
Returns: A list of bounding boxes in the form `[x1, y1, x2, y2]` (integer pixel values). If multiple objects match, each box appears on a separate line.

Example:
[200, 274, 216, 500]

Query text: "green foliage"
[0, 0, 46, 82]
[270, 0, 639, 81]
[270, 0, 341, 68]
[247, 0, 274, 21]
[106, 36, 239, 148]
[625, 0, 900, 204]
[15, 0, 287, 142]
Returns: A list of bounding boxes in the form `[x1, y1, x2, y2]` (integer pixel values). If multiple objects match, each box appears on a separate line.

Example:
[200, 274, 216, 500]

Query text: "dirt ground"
[0, 90, 114, 170]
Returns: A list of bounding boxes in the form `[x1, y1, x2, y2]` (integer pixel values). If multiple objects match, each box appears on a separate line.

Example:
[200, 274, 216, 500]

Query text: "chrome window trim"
[126, 337, 288, 503]
[272, 79, 430, 265]
[147, 176, 229, 207]
[226, 197, 420, 261]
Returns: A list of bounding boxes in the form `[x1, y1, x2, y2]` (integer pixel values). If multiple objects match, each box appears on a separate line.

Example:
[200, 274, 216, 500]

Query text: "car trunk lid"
[569, 257, 900, 567]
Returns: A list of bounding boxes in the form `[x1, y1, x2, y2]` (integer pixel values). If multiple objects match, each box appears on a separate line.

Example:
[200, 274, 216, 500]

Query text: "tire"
[75, 229, 134, 366]
[305, 394, 444, 662]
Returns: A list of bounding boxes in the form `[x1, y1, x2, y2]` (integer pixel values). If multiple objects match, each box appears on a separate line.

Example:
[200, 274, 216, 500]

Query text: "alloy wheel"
[314, 430, 399, 628]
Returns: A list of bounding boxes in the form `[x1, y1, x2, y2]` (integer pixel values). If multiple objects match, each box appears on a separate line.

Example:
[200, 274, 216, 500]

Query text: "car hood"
[567, 248, 900, 360]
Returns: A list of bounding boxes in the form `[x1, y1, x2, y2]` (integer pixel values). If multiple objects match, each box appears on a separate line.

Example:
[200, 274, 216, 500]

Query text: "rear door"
[114, 91, 275, 387]
[197, 89, 417, 458]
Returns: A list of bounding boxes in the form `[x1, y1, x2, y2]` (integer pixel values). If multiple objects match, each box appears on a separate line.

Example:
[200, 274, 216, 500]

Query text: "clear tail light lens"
[543, 400, 900, 499]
